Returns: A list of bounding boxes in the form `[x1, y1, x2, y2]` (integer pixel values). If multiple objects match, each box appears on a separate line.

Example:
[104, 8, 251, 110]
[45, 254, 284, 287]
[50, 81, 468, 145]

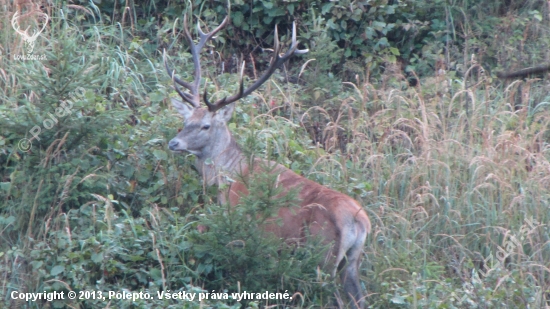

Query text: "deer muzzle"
[168, 138, 185, 151]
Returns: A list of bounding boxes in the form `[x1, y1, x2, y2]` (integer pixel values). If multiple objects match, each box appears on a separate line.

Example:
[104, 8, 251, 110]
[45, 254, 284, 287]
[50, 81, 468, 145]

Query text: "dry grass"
[1, 1, 549, 307]
[287, 63, 550, 306]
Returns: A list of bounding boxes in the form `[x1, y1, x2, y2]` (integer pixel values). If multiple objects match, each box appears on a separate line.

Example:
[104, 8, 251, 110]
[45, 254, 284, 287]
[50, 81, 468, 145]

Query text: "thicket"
[1, 0, 550, 308]
[76, 0, 550, 80]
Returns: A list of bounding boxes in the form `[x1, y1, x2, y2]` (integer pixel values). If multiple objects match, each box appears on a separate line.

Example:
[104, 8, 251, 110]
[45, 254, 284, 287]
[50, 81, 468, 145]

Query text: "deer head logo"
[11, 10, 49, 55]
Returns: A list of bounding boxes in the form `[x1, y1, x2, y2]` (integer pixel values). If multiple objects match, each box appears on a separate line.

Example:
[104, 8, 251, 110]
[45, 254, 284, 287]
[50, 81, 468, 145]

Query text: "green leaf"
[31, 260, 44, 270]
[149, 91, 164, 103]
[288, 3, 295, 15]
[233, 11, 244, 27]
[389, 47, 400, 56]
[322, 3, 334, 15]
[137, 171, 150, 182]
[0, 215, 15, 225]
[344, 48, 351, 57]
[149, 267, 162, 280]
[127, 255, 146, 262]
[122, 164, 135, 178]
[327, 19, 336, 30]
[372, 21, 387, 31]
[375, 37, 389, 49]
[365, 27, 376, 40]
[390, 295, 406, 304]
[288, 140, 303, 152]
[153, 149, 167, 161]
[267, 7, 285, 17]
[91, 252, 103, 263]
[341, 20, 347, 30]
[50, 265, 65, 276]
[0, 182, 11, 191]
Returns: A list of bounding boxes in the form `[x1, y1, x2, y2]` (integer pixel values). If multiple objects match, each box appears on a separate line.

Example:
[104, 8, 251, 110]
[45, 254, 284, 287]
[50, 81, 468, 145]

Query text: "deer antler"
[204, 22, 308, 113]
[164, 11, 229, 108]
[165, 8, 308, 112]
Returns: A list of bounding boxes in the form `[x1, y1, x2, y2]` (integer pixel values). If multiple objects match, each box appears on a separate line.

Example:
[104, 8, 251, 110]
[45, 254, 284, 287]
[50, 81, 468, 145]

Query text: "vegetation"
[1, 0, 549, 308]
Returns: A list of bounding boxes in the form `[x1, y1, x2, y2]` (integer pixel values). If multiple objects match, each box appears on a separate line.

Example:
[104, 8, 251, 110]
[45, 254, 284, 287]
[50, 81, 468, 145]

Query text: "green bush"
[187, 160, 334, 306]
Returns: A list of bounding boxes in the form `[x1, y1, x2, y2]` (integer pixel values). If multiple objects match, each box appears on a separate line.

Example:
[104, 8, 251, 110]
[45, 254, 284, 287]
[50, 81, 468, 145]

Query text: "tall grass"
[1, 0, 549, 308]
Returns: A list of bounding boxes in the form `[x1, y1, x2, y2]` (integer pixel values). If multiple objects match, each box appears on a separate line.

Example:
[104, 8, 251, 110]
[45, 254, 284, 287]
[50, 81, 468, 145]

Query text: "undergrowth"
[1, 0, 550, 309]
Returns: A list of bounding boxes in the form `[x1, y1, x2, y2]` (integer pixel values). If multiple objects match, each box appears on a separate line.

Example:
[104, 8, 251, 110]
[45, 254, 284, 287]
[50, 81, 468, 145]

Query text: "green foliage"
[1, 196, 241, 308]
[82, 0, 443, 78]
[2, 0, 550, 308]
[187, 162, 333, 306]
[70, 0, 550, 82]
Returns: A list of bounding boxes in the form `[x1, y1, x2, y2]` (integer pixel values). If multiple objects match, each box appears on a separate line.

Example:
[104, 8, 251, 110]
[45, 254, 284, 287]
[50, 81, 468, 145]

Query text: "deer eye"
[201, 124, 211, 130]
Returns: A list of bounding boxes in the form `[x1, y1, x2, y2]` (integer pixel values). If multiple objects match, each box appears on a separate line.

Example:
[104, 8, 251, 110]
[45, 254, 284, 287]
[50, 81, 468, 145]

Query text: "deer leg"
[338, 244, 365, 309]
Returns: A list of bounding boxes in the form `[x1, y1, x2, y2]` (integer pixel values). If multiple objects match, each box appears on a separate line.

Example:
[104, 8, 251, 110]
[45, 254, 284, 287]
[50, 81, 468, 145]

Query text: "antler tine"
[164, 49, 200, 107]
[196, 16, 230, 51]
[204, 61, 245, 111]
[290, 22, 309, 55]
[180, 13, 203, 107]
[190, 15, 229, 98]
[166, 10, 230, 108]
[205, 22, 308, 113]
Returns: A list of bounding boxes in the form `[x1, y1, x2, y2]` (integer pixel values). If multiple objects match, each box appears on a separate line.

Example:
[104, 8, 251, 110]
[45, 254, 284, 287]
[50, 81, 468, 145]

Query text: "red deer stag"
[165, 13, 371, 309]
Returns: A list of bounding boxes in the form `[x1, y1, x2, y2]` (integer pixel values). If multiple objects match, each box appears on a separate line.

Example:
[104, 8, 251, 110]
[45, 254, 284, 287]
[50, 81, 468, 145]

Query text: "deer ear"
[215, 102, 236, 123]
[171, 98, 194, 120]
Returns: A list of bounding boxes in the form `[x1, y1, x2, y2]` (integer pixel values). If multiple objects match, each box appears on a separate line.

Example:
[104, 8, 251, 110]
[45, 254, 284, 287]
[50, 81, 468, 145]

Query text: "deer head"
[11, 9, 49, 55]
[164, 14, 371, 309]
[165, 11, 307, 160]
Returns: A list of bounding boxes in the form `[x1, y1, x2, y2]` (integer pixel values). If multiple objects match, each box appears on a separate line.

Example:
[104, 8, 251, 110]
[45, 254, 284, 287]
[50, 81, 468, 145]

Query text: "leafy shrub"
[187, 161, 334, 307]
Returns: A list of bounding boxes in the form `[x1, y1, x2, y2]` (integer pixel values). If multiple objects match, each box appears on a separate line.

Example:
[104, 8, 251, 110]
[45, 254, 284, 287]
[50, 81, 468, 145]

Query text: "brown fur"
[228, 160, 371, 308]
[228, 161, 370, 248]
[169, 101, 371, 308]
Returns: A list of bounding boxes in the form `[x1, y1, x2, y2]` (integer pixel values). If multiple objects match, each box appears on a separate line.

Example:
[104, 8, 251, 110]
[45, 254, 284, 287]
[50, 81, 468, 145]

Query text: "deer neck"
[195, 135, 246, 187]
